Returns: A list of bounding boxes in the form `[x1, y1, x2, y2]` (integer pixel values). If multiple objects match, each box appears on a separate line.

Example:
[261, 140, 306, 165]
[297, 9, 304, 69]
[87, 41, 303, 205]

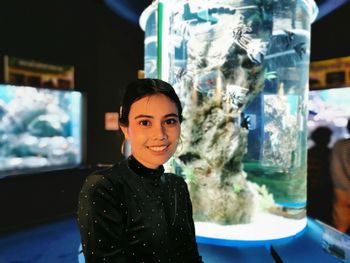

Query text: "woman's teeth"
[148, 145, 168, 152]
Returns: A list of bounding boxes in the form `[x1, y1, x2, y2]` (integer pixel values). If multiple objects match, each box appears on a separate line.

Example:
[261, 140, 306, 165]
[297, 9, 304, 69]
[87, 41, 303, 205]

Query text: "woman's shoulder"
[164, 172, 183, 179]
[81, 161, 128, 193]
[164, 172, 187, 186]
[333, 138, 350, 151]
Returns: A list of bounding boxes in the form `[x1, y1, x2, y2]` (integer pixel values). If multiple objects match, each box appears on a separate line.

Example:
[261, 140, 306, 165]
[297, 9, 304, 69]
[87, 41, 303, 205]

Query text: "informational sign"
[310, 56, 350, 89]
[4, 55, 74, 90]
[105, 112, 119, 131]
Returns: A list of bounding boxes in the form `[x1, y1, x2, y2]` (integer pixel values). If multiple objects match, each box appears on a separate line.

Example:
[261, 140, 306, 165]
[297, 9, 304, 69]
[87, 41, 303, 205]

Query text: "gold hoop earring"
[121, 140, 126, 155]
[176, 136, 184, 153]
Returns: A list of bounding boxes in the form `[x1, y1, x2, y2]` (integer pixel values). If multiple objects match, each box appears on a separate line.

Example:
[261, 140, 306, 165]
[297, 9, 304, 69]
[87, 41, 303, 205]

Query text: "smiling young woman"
[77, 79, 203, 263]
[120, 93, 181, 169]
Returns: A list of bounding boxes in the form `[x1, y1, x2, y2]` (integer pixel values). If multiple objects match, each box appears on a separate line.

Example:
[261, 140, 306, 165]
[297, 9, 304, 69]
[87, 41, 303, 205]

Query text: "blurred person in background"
[307, 126, 333, 224]
[330, 118, 350, 234]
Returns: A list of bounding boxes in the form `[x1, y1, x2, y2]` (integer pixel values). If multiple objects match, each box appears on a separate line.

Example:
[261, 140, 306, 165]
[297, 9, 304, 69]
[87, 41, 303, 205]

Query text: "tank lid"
[139, 0, 319, 30]
[302, 0, 319, 23]
[139, 1, 158, 31]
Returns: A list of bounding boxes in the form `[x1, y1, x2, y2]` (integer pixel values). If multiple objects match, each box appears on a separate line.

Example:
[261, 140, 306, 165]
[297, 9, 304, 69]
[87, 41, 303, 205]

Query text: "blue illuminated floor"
[0, 217, 81, 263]
[0, 216, 347, 262]
[0, 216, 276, 263]
[0, 216, 274, 263]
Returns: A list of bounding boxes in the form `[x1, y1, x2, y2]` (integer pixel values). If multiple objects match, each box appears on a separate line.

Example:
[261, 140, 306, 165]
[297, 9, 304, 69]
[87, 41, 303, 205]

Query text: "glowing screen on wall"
[0, 84, 83, 178]
[308, 87, 350, 148]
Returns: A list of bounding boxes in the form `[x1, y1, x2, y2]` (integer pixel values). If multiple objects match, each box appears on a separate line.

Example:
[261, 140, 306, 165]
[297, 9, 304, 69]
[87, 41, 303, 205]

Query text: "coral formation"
[170, 1, 275, 224]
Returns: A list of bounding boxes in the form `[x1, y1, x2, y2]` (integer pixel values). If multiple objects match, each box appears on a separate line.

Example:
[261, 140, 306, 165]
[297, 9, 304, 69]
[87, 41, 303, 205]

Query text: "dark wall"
[311, 2, 350, 61]
[91, 3, 144, 164]
[0, 0, 145, 230]
[0, 167, 96, 233]
[0, 0, 144, 165]
[0, 1, 76, 68]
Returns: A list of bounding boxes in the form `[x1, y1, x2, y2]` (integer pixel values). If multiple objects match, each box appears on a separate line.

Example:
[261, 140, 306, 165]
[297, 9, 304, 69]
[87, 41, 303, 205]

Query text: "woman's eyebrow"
[134, 114, 153, 119]
[134, 113, 179, 119]
[164, 113, 179, 118]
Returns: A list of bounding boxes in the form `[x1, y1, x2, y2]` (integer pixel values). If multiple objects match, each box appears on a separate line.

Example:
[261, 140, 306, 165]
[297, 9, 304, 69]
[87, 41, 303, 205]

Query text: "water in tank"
[0, 85, 83, 178]
[140, 0, 318, 243]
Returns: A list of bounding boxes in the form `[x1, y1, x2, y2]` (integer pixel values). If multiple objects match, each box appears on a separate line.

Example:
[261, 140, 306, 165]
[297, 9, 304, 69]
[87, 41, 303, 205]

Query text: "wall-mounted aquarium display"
[308, 87, 350, 148]
[0, 85, 83, 178]
[141, 0, 318, 244]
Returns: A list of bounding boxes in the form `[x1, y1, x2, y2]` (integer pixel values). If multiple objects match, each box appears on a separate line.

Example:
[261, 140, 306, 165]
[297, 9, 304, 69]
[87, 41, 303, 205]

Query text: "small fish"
[294, 42, 306, 59]
[205, 79, 215, 85]
[232, 24, 267, 64]
[241, 114, 251, 130]
[283, 30, 295, 48]
[264, 71, 277, 81]
[175, 68, 186, 81]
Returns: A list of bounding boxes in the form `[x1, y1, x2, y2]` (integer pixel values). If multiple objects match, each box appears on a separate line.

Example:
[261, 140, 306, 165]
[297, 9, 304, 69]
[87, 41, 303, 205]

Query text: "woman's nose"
[153, 123, 168, 140]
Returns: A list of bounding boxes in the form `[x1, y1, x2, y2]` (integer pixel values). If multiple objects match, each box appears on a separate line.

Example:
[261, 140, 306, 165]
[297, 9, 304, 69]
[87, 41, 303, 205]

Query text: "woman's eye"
[139, 120, 151, 126]
[164, 118, 178, 125]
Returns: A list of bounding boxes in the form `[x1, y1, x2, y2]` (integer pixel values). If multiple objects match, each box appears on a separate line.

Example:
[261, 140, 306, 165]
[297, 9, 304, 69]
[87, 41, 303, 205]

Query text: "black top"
[77, 155, 203, 263]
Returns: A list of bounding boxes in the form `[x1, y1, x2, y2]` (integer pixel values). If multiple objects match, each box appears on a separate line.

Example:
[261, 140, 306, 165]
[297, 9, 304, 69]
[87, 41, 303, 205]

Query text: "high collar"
[127, 155, 164, 180]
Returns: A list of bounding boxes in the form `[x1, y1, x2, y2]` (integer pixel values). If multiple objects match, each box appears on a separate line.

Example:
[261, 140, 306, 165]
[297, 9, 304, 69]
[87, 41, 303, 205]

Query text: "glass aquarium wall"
[141, 0, 317, 242]
[0, 85, 83, 178]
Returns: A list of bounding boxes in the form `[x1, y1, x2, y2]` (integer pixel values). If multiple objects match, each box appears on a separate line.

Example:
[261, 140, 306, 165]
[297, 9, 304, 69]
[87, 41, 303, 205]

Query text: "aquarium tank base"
[195, 216, 306, 246]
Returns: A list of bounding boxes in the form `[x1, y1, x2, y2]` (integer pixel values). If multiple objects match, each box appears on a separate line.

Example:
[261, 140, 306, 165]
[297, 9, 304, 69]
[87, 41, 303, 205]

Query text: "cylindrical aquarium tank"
[140, 0, 318, 244]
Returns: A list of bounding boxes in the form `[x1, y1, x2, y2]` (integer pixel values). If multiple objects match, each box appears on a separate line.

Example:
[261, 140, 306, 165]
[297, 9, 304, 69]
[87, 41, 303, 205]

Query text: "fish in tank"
[141, 0, 318, 241]
[0, 84, 83, 178]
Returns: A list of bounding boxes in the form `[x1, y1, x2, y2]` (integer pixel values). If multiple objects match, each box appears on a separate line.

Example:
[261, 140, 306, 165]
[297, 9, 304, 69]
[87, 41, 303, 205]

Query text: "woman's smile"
[147, 144, 169, 152]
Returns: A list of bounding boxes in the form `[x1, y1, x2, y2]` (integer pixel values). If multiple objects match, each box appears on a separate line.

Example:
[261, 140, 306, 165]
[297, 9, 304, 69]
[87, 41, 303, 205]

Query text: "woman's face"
[120, 94, 181, 169]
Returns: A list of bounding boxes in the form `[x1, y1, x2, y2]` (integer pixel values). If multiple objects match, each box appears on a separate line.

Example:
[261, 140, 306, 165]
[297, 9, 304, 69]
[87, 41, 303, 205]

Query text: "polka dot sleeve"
[181, 179, 204, 263]
[77, 173, 128, 263]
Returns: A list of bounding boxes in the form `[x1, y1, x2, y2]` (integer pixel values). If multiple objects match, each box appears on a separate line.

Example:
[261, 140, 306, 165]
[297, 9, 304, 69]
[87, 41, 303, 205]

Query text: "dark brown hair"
[119, 78, 183, 126]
